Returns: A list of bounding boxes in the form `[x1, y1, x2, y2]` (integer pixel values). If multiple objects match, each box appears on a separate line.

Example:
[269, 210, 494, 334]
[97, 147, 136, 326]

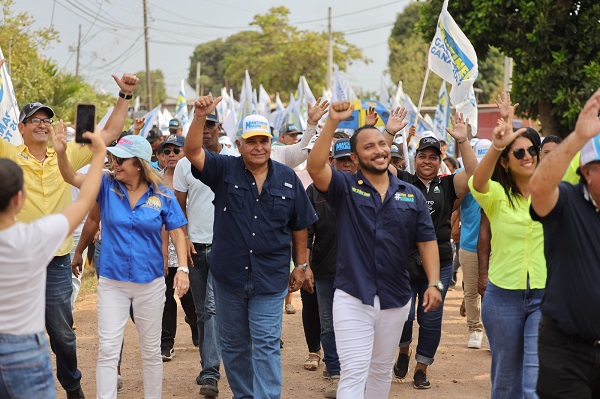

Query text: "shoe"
[285, 303, 296, 314]
[280, 338, 284, 348]
[66, 386, 85, 399]
[199, 378, 219, 397]
[161, 347, 174, 361]
[468, 331, 483, 349]
[117, 374, 124, 394]
[413, 369, 431, 389]
[324, 375, 339, 398]
[303, 351, 322, 371]
[393, 348, 411, 379]
[460, 299, 466, 317]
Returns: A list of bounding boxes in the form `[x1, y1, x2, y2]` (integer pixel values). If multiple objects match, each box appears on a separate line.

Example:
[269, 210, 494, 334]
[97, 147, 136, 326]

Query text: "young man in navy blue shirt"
[185, 96, 318, 399]
[307, 101, 441, 399]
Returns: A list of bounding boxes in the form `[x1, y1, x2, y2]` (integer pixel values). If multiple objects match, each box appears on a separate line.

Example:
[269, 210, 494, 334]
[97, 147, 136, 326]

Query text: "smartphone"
[75, 104, 96, 143]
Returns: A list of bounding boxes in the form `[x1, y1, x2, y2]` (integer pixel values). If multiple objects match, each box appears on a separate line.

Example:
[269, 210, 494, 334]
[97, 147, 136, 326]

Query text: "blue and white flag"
[97, 106, 114, 130]
[428, 0, 478, 122]
[137, 104, 162, 138]
[0, 47, 21, 145]
[332, 64, 347, 102]
[456, 85, 478, 135]
[433, 81, 451, 143]
[174, 80, 189, 126]
[258, 85, 271, 119]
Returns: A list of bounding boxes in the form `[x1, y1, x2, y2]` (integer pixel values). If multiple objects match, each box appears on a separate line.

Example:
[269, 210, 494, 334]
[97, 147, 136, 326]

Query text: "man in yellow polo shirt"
[0, 72, 139, 399]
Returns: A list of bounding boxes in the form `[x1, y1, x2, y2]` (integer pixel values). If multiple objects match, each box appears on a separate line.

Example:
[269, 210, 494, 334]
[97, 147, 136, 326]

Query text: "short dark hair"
[0, 159, 24, 212]
[333, 131, 350, 140]
[541, 135, 562, 150]
[443, 156, 459, 170]
[349, 125, 380, 153]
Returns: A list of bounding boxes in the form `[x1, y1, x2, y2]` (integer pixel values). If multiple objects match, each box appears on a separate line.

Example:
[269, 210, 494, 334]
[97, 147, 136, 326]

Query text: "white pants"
[333, 289, 411, 399]
[96, 276, 165, 399]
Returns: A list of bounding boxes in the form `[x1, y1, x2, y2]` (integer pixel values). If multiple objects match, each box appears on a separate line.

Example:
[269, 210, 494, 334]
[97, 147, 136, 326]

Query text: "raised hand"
[307, 97, 330, 125]
[574, 88, 600, 141]
[408, 124, 417, 139]
[112, 73, 140, 94]
[328, 101, 354, 121]
[385, 107, 408, 134]
[133, 117, 146, 131]
[52, 119, 68, 155]
[194, 95, 222, 118]
[494, 92, 519, 120]
[492, 119, 525, 150]
[446, 112, 469, 141]
[365, 106, 379, 126]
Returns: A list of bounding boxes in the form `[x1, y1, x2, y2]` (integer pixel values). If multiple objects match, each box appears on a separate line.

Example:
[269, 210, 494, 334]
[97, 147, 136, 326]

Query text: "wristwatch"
[295, 263, 308, 271]
[177, 266, 189, 274]
[428, 280, 444, 292]
[118, 91, 133, 100]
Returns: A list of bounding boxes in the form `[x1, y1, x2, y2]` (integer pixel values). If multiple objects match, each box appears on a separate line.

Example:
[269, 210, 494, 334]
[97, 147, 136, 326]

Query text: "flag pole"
[416, 59, 431, 116]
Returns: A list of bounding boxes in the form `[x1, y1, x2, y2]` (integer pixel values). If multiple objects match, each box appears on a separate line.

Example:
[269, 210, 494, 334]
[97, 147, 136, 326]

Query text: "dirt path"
[58, 271, 491, 398]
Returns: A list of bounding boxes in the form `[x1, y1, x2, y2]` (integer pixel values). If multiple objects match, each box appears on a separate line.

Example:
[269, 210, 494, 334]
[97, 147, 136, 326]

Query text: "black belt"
[194, 243, 211, 248]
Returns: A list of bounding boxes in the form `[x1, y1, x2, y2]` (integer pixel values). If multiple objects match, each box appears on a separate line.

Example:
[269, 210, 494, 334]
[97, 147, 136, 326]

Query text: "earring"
[138, 168, 141, 171]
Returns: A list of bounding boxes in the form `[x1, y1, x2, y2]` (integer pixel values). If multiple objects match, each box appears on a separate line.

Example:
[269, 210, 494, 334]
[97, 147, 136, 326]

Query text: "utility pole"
[326, 7, 333, 92]
[143, 0, 152, 109]
[195, 62, 201, 96]
[75, 25, 81, 76]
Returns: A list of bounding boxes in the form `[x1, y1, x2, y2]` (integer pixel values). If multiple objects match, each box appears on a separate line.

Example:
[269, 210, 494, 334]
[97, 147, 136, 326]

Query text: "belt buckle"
[594, 340, 600, 347]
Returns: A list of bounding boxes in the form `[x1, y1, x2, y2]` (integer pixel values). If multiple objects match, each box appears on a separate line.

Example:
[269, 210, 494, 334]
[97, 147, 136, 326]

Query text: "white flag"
[97, 106, 114, 130]
[258, 85, 271, 119]
[0, 47, 21, 145]
[137, 105, 162, 138]
[133, 96, 140, 113]
[174, 80, 189, 126]
[432, 81, 451, 141]
[455, 86, 478, 136]
[379, 77, 391, 109]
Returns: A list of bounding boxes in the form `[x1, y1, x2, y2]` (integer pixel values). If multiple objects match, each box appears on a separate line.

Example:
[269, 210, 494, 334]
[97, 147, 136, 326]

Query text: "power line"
[292, 0, 402, 25]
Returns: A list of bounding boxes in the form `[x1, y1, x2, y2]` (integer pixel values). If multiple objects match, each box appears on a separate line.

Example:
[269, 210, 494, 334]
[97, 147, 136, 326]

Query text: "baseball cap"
[107, 135, 153, 162]
[391, 145, 403, 159]
[473, 139, 492, 161]
[146, 128, 163, 144]
[332, 138, 352, 159]
[421, 130, 436, 139]
[207, 109, 219, 123]
[282, 123, 301, 135]
[239, 115, 272, 139]
[303, 134, 320, 151]
[416, 136, 441, 154]
[580, 133, 600, 166]
[469, 138, 480, 147]
[168, 118, 181, 130]
[19, 102, 55, 123]
[157, 134, 185, 152]
[219, 135, 232, 146]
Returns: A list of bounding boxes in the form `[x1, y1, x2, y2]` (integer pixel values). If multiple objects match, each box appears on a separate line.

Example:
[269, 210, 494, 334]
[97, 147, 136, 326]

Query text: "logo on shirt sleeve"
[142, 195, 162, 211]
[351, 187, 371, 197]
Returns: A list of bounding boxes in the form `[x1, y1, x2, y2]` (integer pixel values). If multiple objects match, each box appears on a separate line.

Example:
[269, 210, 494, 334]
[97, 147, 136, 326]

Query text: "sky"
[12, 0, 412, 99]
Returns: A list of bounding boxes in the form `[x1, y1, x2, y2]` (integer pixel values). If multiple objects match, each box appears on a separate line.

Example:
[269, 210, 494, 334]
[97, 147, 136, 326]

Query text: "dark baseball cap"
[19, 102, 55, 123]
[416, 137, 441, 154]
[332, 138, 352, 159]
[206, 109, 219, 123]
[391, 145, 403, 159]
[282, 123, 301, 135]
[146, 128, 163, 144]
[169, 118, 181, 129]
[157, 134, 185, 152]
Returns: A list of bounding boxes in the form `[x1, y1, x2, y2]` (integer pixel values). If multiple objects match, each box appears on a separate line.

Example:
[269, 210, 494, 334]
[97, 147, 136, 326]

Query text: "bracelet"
[384, 128, 396, 136]
[457, 138, 468, 145]
[295, 263, 308, 271]
[491, 142, 506, 151]
[118, 91, 133, 100]
[177, 266, 189, 274]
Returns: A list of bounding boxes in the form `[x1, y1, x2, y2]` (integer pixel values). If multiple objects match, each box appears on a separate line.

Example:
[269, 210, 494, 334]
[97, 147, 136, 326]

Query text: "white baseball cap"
[239, 115, 272, 139]
[580, 133, 600, 166]
[303, 134, 319, 151]
[473, 139, 492, 161]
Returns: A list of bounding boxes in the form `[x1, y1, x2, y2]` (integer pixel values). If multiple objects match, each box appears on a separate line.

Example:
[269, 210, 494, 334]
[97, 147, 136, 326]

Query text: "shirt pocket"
[270, 187, 296, 223]
[224, 175, 248, 213]
[383, 199, 418, 231]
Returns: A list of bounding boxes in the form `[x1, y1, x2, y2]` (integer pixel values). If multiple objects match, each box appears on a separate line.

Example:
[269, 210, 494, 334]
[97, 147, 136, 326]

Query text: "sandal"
[303, 351, 322, 371]
[285, 304, 296, 314]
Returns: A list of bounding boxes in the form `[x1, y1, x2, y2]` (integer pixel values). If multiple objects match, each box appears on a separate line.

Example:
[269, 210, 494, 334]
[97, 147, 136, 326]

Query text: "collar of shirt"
[582, 184, 600, 212]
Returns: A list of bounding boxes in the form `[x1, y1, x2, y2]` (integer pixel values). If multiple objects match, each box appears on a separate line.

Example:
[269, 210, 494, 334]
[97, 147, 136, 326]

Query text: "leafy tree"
[388, 1, 503, 107]
[132, 69, 167, 110]
[189, 7, 368, 96]
[419, 0, 600, 137]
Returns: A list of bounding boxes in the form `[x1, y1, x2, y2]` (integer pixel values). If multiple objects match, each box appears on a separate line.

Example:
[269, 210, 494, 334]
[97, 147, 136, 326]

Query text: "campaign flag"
[136, 104, 162, 138]
[428, 0, 478, 130]
[97, 106, 114, 130]
[237, 70, 255, 129]
[433, 81, 451, 143]
[174, 79, 189, 126]
[258, 85, 271, 119]
[296, 76, 316, 130]
[417, 114, 435, 138]
[133, 96, 140, 113]
[0, 47, 21, 145]
[455, 86, 478, 136]
[379, 76, 391, 109]
[269, 92, 286, 139]
[332, 65, 347, 102]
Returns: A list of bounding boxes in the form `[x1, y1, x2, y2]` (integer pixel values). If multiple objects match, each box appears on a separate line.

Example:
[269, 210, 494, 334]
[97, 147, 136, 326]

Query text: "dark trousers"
[300, 288, 321, 353]
[537, 316, 600, 399]
[161, 267, 197, 350]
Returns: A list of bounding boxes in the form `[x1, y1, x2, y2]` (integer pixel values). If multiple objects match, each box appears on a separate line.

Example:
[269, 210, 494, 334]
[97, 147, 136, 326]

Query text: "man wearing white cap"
[529, 89, 600, 398]
[185, 96, 318, 399]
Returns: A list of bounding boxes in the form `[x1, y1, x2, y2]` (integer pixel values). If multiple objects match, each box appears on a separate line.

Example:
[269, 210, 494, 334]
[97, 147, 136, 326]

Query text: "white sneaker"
[468, 331, 483, 349]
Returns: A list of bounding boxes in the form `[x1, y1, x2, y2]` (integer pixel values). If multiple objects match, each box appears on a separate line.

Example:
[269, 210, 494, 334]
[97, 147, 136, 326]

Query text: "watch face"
[437, 282, 444, 291]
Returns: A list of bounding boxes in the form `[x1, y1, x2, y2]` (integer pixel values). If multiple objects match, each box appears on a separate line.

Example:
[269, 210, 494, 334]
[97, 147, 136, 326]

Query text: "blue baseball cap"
[157, 134, 185, 152]
[207, 109, 219, 123]
[107, 135, 153, 162]
[332, 138, 352, 159]
[581, 133, 600, 166]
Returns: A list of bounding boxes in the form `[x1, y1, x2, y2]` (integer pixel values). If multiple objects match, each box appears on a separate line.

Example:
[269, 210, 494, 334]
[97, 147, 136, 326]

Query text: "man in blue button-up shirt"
[185, 96, 318, 399]
[307, 101, 441, 399]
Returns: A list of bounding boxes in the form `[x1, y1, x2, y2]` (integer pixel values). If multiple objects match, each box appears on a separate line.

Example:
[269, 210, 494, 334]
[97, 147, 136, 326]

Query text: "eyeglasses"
[25, 117, 53, 126]
[108, 153, 126, 165]
[512, 145, 538, 160]
[162, 148, 181, 156]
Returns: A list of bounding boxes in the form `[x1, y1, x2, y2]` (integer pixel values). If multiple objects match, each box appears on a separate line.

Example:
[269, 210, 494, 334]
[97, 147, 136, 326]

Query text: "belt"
[194, 243, 211, 248]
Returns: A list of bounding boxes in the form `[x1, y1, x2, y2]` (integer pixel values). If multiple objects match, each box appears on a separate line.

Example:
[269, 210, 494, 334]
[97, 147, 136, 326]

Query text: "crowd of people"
[0, 59, 599, 399]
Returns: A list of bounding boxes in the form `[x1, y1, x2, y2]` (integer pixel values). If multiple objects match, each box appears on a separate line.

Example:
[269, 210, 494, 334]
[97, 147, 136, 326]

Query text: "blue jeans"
[0, 332, 56, 399]
[482, 281, 543, 399]
[189, 244, 221, 382]
[314, 278, 340, 376]
[214, 278, 287, 399]
[46, 254, 82, 391]
[399, 262, 453, 365]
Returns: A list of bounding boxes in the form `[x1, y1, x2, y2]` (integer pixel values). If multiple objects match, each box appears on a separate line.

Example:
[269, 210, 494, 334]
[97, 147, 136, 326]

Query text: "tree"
[419, 0, 600, 137]
[189, 7, 368, 96]
[388, 1, 503, 107]
[132, 69, 167, 110]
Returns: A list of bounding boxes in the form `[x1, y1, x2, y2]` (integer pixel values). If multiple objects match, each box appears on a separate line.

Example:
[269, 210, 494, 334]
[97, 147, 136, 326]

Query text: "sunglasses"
[512, 145, 538, 160]
[162, 148, 181, 156]
[108, 153, 126, 165]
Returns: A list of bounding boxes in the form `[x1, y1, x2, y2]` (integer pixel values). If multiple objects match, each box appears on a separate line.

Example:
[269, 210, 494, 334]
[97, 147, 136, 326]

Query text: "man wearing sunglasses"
[0, 71, 139, 399]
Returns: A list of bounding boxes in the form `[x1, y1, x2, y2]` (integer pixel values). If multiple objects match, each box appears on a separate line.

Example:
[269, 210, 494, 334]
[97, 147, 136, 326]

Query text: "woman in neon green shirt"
[469, 93, 545, 399]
